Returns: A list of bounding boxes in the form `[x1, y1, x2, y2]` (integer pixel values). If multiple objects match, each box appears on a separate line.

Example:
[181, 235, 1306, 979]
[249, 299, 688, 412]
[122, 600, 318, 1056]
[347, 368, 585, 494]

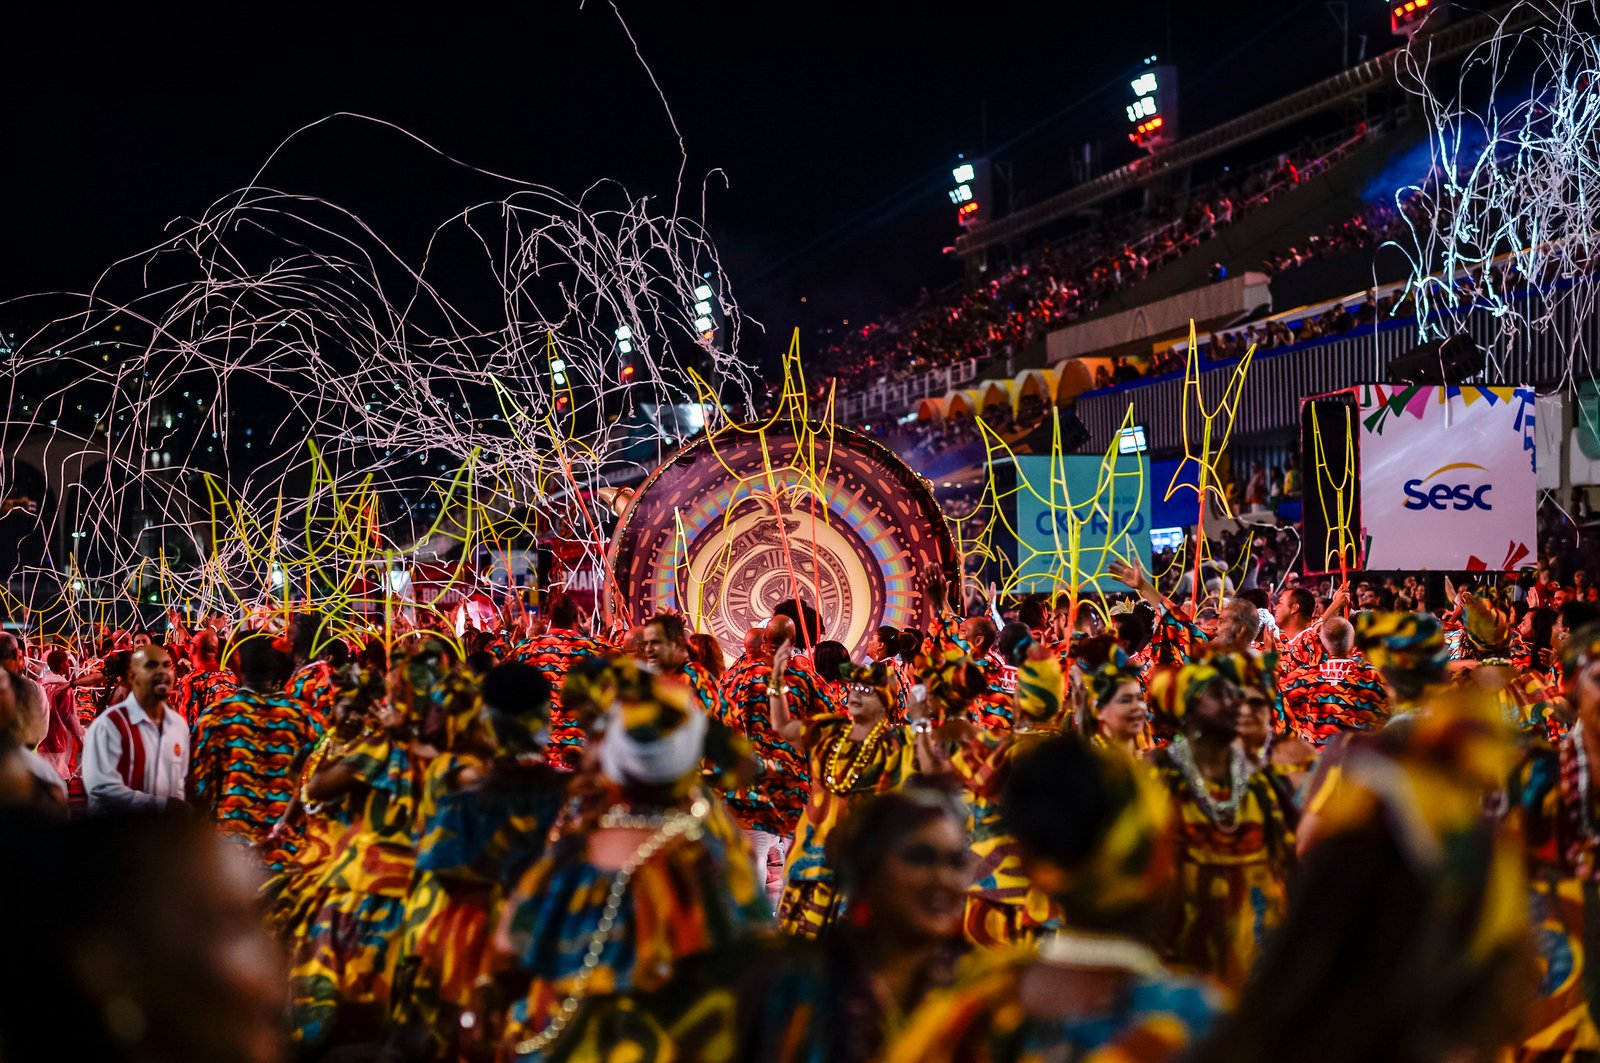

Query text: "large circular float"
[606, 422, 955, 662]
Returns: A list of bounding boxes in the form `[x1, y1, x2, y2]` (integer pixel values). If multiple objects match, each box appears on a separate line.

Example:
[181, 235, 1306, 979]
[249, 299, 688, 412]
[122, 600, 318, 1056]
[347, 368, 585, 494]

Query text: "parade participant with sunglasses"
[771, 643, 935, 939]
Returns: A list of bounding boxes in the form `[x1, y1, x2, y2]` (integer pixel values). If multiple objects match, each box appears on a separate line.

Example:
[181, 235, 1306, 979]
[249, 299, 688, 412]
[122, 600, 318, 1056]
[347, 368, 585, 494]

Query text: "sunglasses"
[849, 682, 877, 694]
[894, 842, 972, 873]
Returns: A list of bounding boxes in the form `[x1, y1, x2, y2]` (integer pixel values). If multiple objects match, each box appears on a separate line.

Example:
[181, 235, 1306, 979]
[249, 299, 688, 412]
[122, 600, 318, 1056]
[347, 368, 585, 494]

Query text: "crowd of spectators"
[815, 129, 1378, 405]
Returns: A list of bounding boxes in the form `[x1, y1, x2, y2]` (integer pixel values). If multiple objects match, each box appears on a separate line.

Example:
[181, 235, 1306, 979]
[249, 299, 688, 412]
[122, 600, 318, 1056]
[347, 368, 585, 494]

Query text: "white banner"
[1358, 384, 1537, 571]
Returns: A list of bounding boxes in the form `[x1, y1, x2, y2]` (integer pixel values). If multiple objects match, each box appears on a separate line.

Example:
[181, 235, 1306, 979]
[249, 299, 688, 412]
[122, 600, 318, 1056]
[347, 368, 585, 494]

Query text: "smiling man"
[81, 643, 190, 812]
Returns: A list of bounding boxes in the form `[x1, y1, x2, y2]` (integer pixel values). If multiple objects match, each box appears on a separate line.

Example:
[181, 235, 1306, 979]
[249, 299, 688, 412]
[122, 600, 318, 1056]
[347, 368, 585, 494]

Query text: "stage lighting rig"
[688, 272, 722, 341]
[948, 155, 992, 228]
[1126, 56, 1177, 152]
[1390, 0, 1447, 37]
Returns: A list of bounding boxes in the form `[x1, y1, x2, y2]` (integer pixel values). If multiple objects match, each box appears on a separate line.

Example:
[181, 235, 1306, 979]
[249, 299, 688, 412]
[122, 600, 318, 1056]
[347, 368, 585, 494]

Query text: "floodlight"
[694, 284, 714, 301]
[695, 316, 714, 332]
[952, 163, 975, 183]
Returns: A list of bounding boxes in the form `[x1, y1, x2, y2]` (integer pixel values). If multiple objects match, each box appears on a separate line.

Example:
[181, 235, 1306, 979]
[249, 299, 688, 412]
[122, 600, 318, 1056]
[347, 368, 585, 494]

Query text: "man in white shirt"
[82, 644, 188, 811]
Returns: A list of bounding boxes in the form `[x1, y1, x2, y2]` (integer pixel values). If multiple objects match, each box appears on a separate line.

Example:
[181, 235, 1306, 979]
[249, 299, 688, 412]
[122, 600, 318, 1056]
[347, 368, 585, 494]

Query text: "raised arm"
[1321, 580, 1351, 621]
[767, 640, 805, 746]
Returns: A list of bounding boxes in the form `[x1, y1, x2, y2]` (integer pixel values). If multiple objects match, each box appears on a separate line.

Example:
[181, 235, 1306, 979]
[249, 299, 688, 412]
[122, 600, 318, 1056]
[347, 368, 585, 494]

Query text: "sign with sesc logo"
[1358, 384, 1535, 570]
[1400, 462, 1494, 512]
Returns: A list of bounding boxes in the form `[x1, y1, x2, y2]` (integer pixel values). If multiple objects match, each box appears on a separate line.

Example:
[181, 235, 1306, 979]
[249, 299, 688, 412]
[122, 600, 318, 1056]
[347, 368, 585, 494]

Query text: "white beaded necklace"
[1168, 735, 1250, 833]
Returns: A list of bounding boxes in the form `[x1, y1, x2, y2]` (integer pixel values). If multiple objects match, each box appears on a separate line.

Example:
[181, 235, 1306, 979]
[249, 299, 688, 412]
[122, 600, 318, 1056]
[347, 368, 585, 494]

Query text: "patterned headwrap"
[1311, 691, 1526, 968]
[1145, 661, 1227, 724]
[1011, 739, 1172, 926]
[1455, 597, 1514, 660]
[1207, 649, 1279, 696]
[1014, 654, 1066, 725]
[839, 660, 896, 714]
[438, 670, 488, 750]
[921, 648, 985, 722]
[1086, 646, 1142, 708]
[597, 659, 705, 788]
[1356, 612, 1450, 699]
[487, 700, 550, 756]
[561, 653, 627, 727]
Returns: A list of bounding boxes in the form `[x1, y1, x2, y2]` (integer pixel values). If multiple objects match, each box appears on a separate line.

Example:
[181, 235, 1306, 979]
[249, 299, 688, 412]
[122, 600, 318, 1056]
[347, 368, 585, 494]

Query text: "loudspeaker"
[1386, 333, 1485, 386]
[1057, 408, 1093, 453]
[1300, 392, 1361, 577]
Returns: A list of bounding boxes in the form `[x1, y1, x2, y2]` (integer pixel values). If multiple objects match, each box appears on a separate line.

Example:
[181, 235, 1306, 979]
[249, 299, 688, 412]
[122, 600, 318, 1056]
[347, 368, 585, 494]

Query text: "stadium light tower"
[1126, 56, 1178, 152]
[1390, 0, 1447, 37]
[948, 155, 993, 229]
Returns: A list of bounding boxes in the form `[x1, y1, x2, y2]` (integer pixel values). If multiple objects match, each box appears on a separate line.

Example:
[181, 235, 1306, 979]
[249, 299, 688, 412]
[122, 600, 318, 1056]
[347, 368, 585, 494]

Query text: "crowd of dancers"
[0, 554, 1596, 1063]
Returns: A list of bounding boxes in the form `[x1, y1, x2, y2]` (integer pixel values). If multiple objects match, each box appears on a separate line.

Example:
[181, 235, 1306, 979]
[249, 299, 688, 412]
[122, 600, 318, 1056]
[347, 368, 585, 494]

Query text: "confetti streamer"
[1, 113, 757, 641]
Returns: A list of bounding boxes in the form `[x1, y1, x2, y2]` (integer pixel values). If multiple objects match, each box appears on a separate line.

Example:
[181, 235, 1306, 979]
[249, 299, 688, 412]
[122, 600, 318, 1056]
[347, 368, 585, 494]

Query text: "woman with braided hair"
[1145, 658, 1297, 989]
[887, 733, 1222, 1063]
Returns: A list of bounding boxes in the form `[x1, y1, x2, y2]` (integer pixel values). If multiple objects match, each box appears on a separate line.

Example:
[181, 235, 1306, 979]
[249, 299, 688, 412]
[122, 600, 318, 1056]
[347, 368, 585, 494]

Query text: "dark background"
[1, 2, 1421, 362]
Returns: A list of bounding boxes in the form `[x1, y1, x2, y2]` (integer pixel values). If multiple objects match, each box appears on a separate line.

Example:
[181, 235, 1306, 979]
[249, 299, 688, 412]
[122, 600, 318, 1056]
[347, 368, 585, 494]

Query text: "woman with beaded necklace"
[489, 659, 766, 1061]
[1144, 658, 1298, 989]
[772, 643, 924, 939]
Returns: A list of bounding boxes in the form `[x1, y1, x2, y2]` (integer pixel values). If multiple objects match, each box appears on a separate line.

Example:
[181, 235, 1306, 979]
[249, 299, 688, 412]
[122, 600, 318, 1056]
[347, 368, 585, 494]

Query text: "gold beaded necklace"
[823, 719, 888, 795]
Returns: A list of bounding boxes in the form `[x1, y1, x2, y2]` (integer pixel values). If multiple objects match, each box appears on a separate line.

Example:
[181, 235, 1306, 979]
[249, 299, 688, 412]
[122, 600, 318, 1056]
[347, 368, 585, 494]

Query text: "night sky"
[2, 2, 1420, 362]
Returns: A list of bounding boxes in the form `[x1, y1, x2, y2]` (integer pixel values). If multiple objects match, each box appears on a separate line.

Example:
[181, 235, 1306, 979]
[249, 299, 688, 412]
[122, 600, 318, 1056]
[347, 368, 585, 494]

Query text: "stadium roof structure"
[954, 2, 1542, 258]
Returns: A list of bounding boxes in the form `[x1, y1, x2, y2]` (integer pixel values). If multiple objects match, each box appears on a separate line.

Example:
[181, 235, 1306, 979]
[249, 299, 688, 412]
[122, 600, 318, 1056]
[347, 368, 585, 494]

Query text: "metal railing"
[1074, 297, 1599, 454]
[836, 359, 981, 422]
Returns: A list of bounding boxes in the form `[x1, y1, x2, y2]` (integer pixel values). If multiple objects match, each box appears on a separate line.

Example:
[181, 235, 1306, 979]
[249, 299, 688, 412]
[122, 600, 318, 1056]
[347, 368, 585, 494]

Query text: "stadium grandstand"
[812, 1, 1585, 530]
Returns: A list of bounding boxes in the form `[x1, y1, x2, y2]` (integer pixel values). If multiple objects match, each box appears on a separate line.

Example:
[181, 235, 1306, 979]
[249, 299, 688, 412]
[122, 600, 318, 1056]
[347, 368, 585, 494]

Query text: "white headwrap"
[597, 702, 708, 787]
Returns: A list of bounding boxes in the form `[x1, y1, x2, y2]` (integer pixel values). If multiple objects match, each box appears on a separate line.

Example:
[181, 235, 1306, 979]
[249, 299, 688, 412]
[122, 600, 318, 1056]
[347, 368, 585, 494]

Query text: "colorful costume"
[1144, 662, 1297, 988]
[887, 734, 1219, 1063]
[737, 932, 958, 1063]
[1276, 620, 1326, 675]
[188, 686, 322, 870]
[510, 627, 610, 770]
[927, 610, 1013, 731]
[779, 712, 918, 938]
[954, 653, 1070, 949]
[288, 659, 338, 732]
[170, 665, 239, 724]
[1507, 734, 1600, 1059]
[1504, 624, 1600, 1059]
[287, 726, 426, 1050]
[495, 666, 765, 1061]
[715, 654, 840, 838]
[885, 949, 1220, 1063]
[1279, 655, 1390, 746]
